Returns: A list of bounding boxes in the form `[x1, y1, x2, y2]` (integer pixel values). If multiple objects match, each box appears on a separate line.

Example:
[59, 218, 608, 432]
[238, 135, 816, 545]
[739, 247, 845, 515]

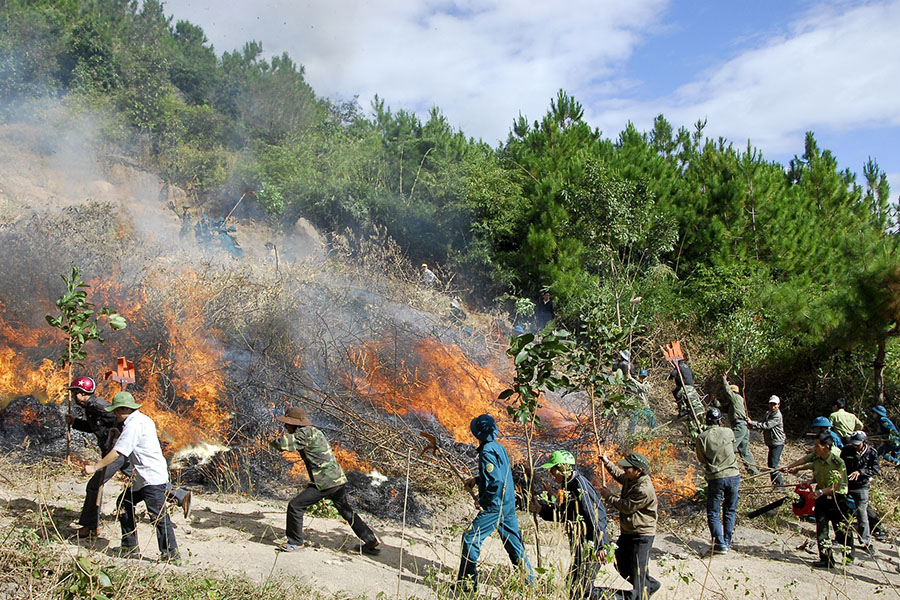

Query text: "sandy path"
[2, 469, 900, 599]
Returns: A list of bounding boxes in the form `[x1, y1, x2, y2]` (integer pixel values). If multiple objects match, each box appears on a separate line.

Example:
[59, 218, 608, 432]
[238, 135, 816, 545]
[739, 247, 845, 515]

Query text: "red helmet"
[67, 376, 96, 394]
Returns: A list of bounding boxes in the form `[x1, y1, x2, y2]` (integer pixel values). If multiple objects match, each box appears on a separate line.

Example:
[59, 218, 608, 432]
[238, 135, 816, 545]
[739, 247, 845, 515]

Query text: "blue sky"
[160, 0, 900, 194]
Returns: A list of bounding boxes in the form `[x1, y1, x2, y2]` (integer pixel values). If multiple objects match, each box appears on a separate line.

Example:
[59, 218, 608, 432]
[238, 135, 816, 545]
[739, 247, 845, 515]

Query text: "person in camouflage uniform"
[669, 359, 704, 440]
[270, 406, 379, 554]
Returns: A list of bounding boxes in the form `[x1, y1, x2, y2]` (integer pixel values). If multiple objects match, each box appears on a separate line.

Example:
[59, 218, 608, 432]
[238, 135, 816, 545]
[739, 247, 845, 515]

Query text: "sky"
[159, 0, 900, 195]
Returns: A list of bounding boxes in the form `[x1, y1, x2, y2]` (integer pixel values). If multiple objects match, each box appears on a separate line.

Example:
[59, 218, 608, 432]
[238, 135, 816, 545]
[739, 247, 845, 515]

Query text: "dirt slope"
[1, 459, 899, 600]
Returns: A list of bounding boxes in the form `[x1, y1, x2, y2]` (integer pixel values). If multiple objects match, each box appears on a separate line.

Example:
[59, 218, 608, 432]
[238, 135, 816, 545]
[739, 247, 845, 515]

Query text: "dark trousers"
[79, 453, 129, 528]
[286, 484, 375, 546]
[79, 456, 186, 528]
[118, 483, 178, 557]
[814, 494, 854, 563]
[615, 534, 660, 600]
[767, 445, 784, 487]
[570, 540, 603, 599]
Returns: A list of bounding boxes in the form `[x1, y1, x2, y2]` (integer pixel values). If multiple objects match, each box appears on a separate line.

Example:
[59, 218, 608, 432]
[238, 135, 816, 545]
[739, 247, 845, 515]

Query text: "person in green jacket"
[269, 406, 379, 555]
[829, 399, 864, 440]
[720, 375, 759, 475]
[696, 407, 741, 556]
[785, 431, 855, 568]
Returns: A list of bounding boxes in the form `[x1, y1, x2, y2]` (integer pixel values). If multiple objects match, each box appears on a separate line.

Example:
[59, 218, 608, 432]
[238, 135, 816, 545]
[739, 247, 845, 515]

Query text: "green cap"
[105, 391, 142, 412]
[617, 452, 650, 473]
[539, 450, 576, 470]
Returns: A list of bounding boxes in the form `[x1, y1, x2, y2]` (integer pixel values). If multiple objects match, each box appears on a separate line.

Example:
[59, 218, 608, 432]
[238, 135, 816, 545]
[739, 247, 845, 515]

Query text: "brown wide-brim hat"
[277, 406, 313, 427]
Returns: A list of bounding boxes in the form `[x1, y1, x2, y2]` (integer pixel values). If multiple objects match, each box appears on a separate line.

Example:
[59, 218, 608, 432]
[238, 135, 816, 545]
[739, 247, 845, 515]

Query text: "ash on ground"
[345, 470, 431, 526]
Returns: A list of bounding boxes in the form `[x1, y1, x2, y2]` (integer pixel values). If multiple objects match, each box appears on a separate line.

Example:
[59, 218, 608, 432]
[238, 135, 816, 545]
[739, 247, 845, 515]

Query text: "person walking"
[785, 432, 855, 568]
[456, 414, 534, 594]
[695, 407, 741, 556]
[269, 407, 379, 555]
[83, 392, 179, 562]
[829, 399, 864, 439]
[750, 396, 785, 489]
[599, 452, 661, 599]
[532, 450, 609, 599]
[720, 375, 759, 475]
[67, 377, 191, 537]
[871, 405, 900, 464]
[841, 432, 880, 553]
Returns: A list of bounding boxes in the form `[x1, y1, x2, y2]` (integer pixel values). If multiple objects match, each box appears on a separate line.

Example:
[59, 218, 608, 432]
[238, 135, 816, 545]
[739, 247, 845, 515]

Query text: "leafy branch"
[45, 266, 127, 458]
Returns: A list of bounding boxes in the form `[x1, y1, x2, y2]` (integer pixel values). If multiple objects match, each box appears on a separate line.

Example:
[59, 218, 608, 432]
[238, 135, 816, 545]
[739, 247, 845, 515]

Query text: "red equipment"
[67, 376, 96, 394]
[792, 483, 816, 517]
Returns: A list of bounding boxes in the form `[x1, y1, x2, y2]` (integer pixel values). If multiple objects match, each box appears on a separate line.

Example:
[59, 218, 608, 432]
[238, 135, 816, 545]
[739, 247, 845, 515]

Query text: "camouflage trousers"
[676, 386, 705, 440]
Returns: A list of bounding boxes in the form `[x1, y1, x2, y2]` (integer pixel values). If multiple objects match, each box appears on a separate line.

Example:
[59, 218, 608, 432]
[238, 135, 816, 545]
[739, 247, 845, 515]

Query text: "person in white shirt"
[84, 392, 179, 563]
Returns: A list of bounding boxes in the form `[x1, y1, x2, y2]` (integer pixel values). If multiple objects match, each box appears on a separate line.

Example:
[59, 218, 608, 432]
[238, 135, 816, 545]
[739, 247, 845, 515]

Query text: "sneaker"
[361, 540, 381, 556]
[181, 491, 192, 519]
[811, 558, 834, 569]
[703, 547, 728, 557]
[863, 543, 875, 554]
[873, 530, 889, 542]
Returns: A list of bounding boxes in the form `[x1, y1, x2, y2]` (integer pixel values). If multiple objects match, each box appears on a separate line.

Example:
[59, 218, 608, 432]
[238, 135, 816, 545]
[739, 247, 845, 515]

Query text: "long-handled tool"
[661, 341, 703, 433]
[95, 357, 135, 508]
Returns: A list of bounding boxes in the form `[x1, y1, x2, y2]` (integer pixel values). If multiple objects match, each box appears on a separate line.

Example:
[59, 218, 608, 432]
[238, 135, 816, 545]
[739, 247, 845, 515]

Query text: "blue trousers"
[457, 507, 534, 590]
[706, 475, 740, 551]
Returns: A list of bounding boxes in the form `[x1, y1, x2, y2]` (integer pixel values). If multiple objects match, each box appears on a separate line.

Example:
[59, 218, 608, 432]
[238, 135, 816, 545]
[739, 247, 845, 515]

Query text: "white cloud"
[161, 0, 669, 143]
[588, 1, 900, 157]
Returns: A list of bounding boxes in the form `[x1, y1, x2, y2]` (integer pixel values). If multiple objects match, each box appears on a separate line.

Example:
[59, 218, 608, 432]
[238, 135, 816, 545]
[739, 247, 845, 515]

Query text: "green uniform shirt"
[721, 377, 747, 423]
[803, 446, 848, 495]
[828, 409, 863, 438]
[696, 425, 740, 480]
[271, 426, 348, 491]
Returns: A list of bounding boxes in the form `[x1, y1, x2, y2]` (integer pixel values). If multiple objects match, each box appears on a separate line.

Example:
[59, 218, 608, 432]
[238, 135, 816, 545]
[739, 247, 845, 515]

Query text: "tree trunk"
[874, 335, 887, 406]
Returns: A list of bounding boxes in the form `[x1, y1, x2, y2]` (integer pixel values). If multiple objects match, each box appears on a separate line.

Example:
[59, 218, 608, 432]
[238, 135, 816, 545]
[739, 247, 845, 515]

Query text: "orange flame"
[347, 337, 576, 446]
[0, 348, 67, 408]
[631, 437, 697, 501]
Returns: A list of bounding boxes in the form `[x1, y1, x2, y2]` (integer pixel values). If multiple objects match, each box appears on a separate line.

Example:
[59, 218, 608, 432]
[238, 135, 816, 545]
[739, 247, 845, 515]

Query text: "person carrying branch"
[531, 450, 610, 600]
[599, 452, 661, 600]
[719, 375, 759, 475]
[66, 376, 191, 537]
[785, 431, 855, 568]
[269, 406, 380, 555]
[456, 413, 534, 594]
[83, 392, 180, 563]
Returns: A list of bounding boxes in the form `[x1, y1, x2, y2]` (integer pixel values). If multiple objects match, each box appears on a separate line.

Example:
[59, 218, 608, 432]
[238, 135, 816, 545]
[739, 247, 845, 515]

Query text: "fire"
[0, 348, 67, 408]
[134, 271, 231, 450]
[20, 404, 41, 425]
[630, 437, 697, 501]
[333, 443, 372, 473]
[347, 337, 576, 444]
